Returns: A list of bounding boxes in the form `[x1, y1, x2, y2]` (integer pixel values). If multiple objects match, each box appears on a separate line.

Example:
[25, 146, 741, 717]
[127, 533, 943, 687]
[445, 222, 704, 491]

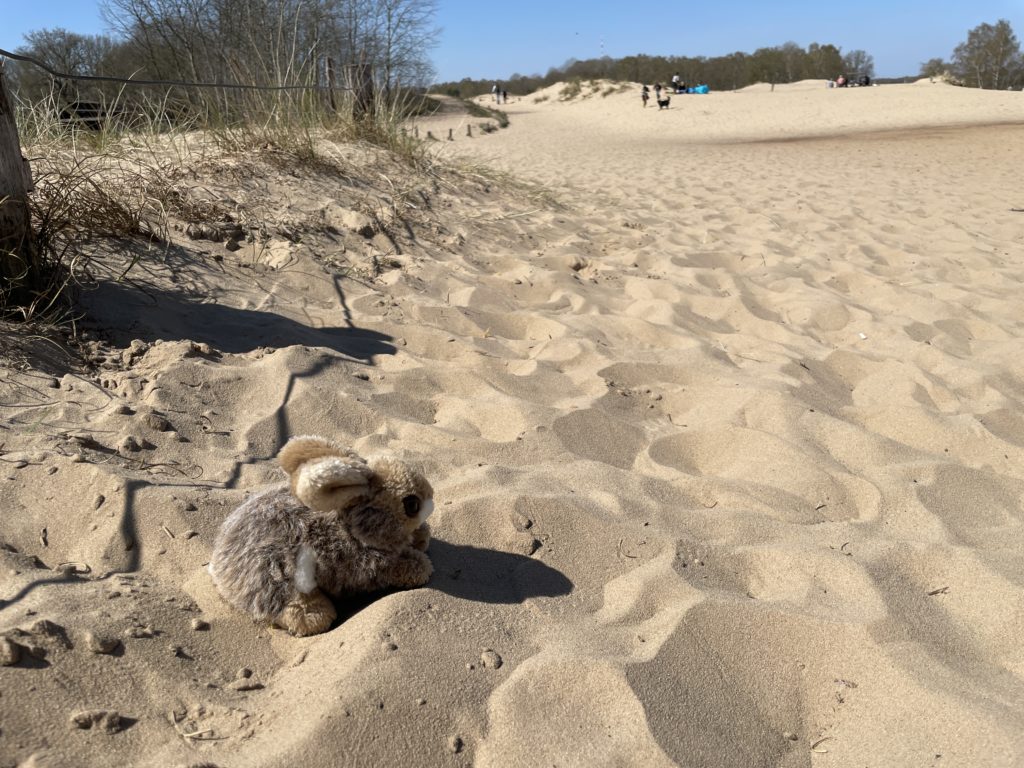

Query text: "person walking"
[641, 84, 650, 107]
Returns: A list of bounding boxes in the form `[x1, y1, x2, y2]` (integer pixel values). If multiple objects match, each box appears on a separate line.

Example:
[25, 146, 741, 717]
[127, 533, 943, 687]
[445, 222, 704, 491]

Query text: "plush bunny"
[209, 436, 434, 636]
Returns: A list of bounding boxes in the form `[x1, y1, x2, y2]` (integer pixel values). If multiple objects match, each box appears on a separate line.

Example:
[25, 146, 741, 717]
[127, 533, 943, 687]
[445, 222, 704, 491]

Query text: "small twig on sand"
[927, 586, 950, 596]
[617, 538, 638, 560]
[182, 729, 226, 741]
[1010, 208, 1024, 213]
[810, 736, 834, 753]
[161, 525, 176, 539]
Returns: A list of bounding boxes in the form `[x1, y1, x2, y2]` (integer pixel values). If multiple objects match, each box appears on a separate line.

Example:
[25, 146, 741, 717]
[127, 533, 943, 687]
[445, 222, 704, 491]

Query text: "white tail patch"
[294, 545, 317, 594]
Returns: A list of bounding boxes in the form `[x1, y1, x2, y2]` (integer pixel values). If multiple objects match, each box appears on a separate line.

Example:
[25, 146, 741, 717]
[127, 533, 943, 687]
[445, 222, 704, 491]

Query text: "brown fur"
[277, 435, 360, 476]
[209, 436, 434, 636]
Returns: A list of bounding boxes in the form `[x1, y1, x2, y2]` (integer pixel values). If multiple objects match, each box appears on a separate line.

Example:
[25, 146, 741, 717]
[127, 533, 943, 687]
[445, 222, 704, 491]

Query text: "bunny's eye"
[402, 495, 421, 517]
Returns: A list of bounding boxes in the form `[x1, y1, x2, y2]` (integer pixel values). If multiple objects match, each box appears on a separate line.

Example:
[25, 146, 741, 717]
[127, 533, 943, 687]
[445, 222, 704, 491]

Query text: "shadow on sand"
[425, 539, 573, 603]
[333, 539, 573, 622]
[79, 270, 394, 360]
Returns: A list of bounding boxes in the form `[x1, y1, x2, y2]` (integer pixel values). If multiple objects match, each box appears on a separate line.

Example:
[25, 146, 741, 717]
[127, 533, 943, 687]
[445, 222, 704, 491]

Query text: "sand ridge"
[2, 82, 1024, 766]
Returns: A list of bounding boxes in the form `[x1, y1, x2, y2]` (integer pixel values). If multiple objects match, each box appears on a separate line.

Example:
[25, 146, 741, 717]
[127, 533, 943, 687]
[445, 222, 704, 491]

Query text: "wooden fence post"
[325, 56, 337, 113]
[358, 61, 374, 120]
[0, 60, 36, 306]
[348, 53, 374, 122]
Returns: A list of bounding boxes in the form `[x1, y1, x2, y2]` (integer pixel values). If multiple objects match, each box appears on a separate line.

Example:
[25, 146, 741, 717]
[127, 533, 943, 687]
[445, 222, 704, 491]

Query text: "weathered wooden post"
[349, 53, 374, 122]
[447, 128, 453, 141]
[466, 124, 472, 137]
[325, 56, 337, 113]
[0, 60, 36, 306]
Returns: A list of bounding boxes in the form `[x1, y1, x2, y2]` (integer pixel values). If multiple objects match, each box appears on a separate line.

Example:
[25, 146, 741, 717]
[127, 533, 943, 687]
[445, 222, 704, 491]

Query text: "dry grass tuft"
[3, 85, 438, 323]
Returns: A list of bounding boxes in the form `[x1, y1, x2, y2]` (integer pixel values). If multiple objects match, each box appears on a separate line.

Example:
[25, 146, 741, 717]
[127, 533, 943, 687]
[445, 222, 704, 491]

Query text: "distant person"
[671, 72, 680, 92]
[492, 82, 499, 102]
[835, 74, 847, 87]
[641, 84, 650, 107]
[654, 82, 662, 100]
[502, 89, 508, 103]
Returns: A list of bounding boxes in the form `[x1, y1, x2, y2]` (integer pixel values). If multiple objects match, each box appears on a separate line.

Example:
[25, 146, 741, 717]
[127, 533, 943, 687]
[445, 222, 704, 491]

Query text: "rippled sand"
[2, 80, 1023, 767]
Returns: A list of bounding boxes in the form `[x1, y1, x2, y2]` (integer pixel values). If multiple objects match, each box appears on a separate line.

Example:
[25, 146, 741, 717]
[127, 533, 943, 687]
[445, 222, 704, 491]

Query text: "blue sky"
[2, 1, 1022, 81]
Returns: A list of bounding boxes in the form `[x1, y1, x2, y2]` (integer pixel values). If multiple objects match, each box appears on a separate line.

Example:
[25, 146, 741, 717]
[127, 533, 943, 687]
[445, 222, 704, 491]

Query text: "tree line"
[435, 18, 1024, 98]
[433, 41, 875, 98]
[8, 0, 439, 108]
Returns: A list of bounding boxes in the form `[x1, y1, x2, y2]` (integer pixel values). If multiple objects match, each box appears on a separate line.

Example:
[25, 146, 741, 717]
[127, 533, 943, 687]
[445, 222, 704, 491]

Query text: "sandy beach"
[2, 80, 1024, 767]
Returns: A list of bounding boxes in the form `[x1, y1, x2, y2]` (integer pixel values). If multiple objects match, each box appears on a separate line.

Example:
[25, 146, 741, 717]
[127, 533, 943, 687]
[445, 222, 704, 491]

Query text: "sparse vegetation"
[601, 83, 631, 97]
[460, 99, 509, 128]
[1, 1, 444, 318]
[3, 87, 442, 319]
[559, 80, 582, 100]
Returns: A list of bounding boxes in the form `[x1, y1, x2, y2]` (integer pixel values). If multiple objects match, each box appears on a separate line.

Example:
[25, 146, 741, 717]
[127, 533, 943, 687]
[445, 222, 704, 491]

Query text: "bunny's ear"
[278, 436, 372, 511]
[294, 455, 372, 512]
[278, 435, 359, 476]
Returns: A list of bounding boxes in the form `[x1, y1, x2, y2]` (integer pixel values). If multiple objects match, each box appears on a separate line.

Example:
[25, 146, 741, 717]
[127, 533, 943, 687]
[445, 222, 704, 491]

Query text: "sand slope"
[2, 83, 1024, 767]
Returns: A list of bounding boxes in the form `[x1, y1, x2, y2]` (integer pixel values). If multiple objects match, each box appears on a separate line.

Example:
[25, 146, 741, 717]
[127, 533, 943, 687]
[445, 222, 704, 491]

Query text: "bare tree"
[100, 0, 438, 101]
[919, 58, 950, 79]
[842, 49, 875, 78]
[370, 0, 437, 95]
[952, 19, 1022, 90]
[12, 29, 122, 100]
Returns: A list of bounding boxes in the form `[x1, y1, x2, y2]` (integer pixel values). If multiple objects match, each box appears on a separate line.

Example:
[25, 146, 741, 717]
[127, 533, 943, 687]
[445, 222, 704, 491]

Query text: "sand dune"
[2, 82, 1024, 767]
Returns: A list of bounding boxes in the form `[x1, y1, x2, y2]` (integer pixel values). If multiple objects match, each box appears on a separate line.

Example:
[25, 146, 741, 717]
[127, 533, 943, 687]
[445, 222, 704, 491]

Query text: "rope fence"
[0, 48, 507, 148]
[0, 47, 353, 93]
